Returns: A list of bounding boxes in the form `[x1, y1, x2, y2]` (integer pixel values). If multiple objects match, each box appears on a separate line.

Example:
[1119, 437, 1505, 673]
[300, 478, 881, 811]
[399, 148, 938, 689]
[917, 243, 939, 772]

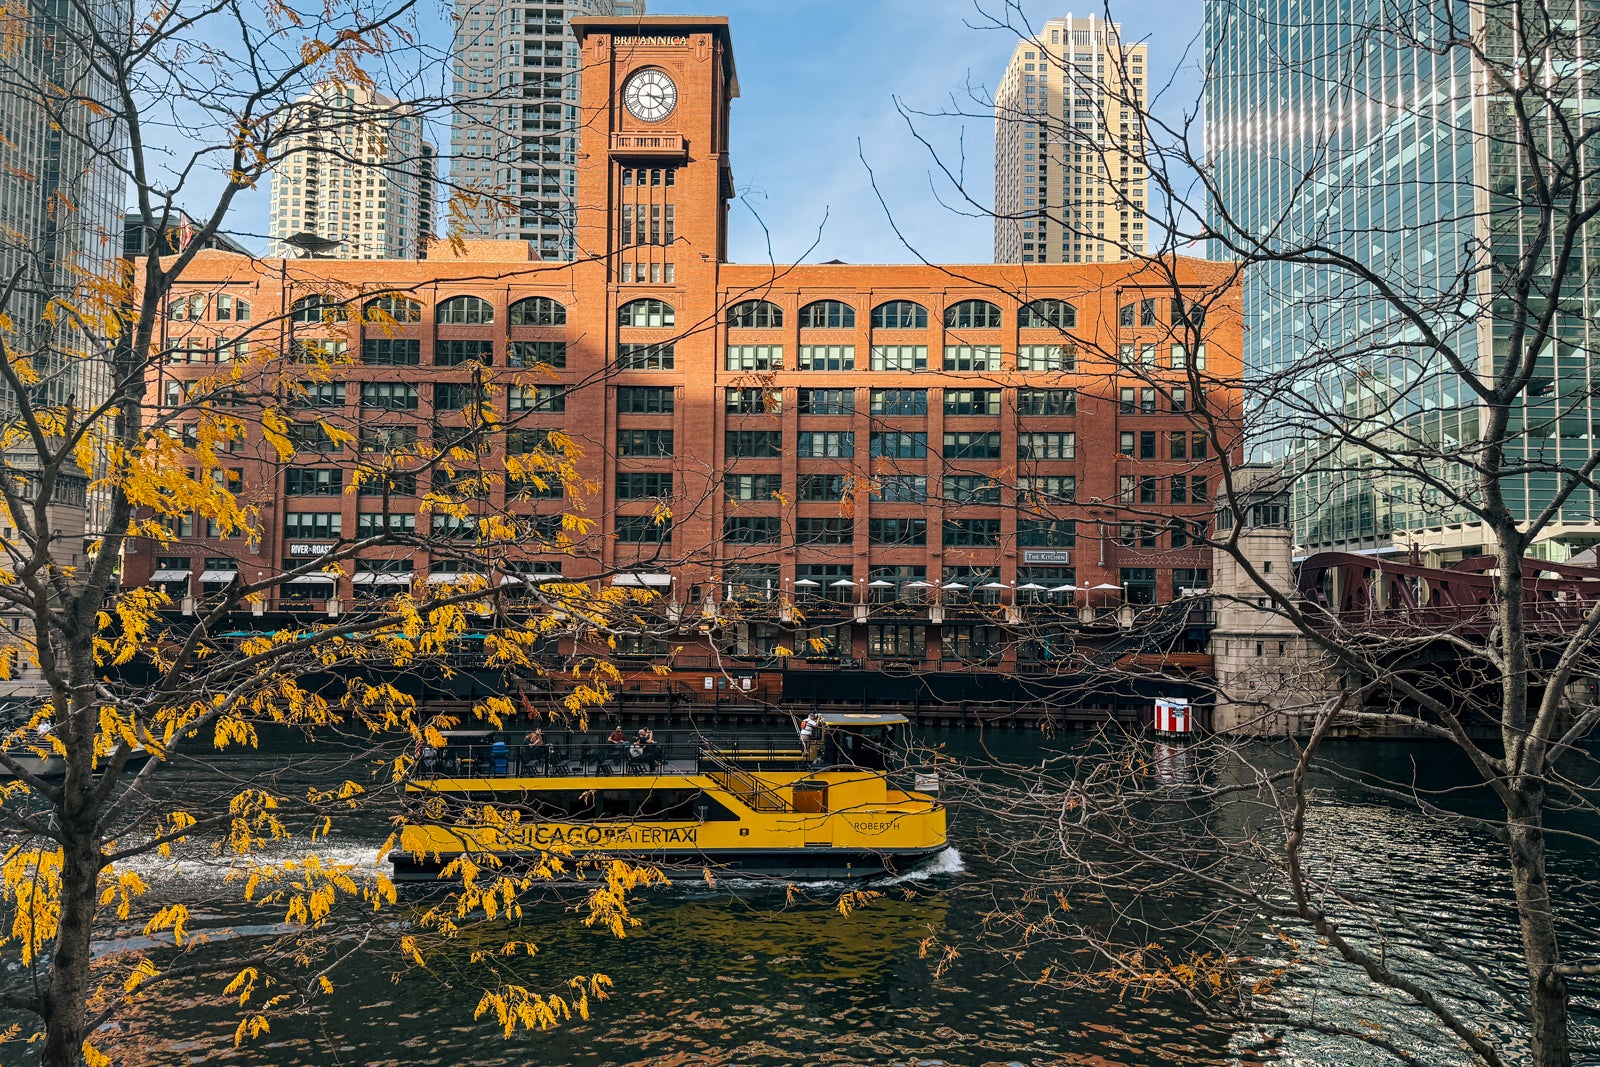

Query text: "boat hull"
[390, 843, 950, 883]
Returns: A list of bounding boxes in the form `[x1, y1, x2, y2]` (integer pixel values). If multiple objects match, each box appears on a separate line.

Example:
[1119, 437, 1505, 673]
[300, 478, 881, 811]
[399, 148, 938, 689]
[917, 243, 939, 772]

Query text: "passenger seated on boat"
[607, 726, 627, 745]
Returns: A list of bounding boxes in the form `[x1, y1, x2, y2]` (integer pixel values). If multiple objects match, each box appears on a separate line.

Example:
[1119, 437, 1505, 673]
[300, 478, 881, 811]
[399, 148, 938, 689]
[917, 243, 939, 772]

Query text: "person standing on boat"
[799, 714, 822, 761]
[524, 728, 547, 774]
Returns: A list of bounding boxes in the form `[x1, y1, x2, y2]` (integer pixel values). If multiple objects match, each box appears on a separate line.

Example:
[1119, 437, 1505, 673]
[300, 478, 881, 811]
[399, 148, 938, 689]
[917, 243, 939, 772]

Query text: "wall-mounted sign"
[1022, 550, 1071, 565]
[288, 543, 333, 557]
[615, 35, 688, 46]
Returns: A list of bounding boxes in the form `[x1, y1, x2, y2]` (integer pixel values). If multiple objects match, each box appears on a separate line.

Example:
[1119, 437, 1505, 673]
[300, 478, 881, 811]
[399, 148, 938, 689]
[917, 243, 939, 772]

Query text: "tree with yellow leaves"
[0, 2, 718, 1064]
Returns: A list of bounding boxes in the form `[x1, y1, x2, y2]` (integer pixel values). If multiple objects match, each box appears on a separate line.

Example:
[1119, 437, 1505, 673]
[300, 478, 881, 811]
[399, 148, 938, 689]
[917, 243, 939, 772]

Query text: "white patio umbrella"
[830, 578, 857, 588]
[905, 580, 933, 588]
[1049, 584, 1078, 593]
[1016, 583, 1047, 591]
[1092, 582, 1121, 592]
[867, 580, 895, 588]
[941, 581, 968, 590]
[793, 578, 821, 588]
[979, 581, 1008, 590]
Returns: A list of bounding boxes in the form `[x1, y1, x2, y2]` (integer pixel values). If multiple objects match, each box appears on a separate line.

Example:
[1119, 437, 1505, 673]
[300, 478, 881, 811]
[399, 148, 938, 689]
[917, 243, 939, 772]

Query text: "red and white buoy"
[1153, 697, 1193, 736]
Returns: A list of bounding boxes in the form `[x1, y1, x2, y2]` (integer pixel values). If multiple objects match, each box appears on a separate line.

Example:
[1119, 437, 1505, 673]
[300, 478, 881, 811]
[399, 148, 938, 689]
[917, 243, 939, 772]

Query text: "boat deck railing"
[416, 730, 813, 780]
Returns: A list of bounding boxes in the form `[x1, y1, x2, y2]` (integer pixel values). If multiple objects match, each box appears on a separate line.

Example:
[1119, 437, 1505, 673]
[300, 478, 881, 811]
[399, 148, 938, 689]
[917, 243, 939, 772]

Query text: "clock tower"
[570, 17, 738, 274]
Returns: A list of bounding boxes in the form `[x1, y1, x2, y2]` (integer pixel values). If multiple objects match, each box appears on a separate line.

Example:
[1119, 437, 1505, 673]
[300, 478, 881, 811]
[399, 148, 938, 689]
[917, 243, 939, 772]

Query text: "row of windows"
[718, 430, 1082, 460]
[713, 344, 1083, 372]
[288, 381, 567, 412]
[724, 298, 1078, 331]
[720, 387, 1078, 416]
[718, 517, 1078, 547]
[722, 473, 1083, 504]
[287, 293, 567, 327]
[292, 338, 567, 368]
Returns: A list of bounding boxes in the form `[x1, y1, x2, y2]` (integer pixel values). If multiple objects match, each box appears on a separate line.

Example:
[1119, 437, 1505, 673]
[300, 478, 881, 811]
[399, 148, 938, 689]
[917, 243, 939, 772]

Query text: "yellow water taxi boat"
[394, 713, 947, 881]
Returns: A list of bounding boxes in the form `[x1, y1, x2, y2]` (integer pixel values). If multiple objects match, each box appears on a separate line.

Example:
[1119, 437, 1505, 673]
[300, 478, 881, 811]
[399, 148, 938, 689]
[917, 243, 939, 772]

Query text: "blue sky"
[217, 1, 1205, 263]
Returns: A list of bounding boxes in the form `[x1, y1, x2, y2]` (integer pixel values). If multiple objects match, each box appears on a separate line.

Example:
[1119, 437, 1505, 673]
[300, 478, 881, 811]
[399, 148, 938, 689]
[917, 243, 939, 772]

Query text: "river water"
[17, 731, 1600, 1065]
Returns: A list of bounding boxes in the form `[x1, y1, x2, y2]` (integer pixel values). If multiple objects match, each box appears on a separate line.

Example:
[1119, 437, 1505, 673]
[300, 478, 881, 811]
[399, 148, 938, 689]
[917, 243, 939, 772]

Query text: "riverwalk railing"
[414, 730, 811, 780]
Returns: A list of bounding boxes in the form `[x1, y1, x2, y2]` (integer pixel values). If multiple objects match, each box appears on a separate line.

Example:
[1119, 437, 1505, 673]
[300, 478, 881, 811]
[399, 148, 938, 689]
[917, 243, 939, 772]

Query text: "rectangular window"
[616, 514, 671, 543]
[617, 342, 675, 370]
[435, 382, 483, 410]
[1122, 566, 1157, 605]
[1173, 343, 1207, 370]
[1173, 567, 1210, 592]
[942, 518, 1001, 546]
[867, 624, 926, 660]
[509, 340, 567, 369]
[1016, 389, 1076, 416]
[1019, 475, 1076, 505]
[1120, 387, 1136, 414]
[287, 421, 343, 453]
[943, 432, 1002, 459]
[797, 388, 854, 415]
[293, 338, 350, 364]
[720, 472, 782, 504]
[293, 381, 345, 409]
[726, 344, 784, 371]
[796, 431, 854, 458]
[283, 511, 341, 539]
[871, 345, 927, 371]
[798, 344, 855, 371]
[797, 517, 853, 545]
[619, 386, 674, 413]
[942, 345, 999, 371]
[943, 389, 1001, 416]
[1191, 476, 1208, 502]
[728, 430, 786, 458]
[798, 473, 848, 501]
[616, 472, 673, 499]
[357, 512, 416, 535]
[1190, 433, 1209, 459]
[617, 429, 673, 457]
[508, 472, 563, 500]
[1169, 432, 1188, 460]
[1139, 431, 1157, 459]
[509, 385, 565, 412]
[869, 518, 927, 546]
[725, 388, 774, 414]
[505, 429, 552, 455]
[1139, 298, 1158, 327]
[723, 516, 780, 543]
[943, 475, 1000, 504]
[870, 431, 927, 459]
[284, 468, 342, 495]
[1140, 388, 1157, 414]
[1139, 475, 1158, 504]
[873, 475, 927, 502]
[943, 624, 1004, 662]
[870, 388, 927, 415]
[359, 382, 419, 410]
[1018, 519, 1075, 546]
[1018, 432, 1075, 460]
[360, 338, 417, 365]
[436, 339, 494, 367]
[359, 425, 424, 455]
[1016, 344, 1075, 371]
[796, 564, 853, 602]
[358, 471, 417, 496]
[1170, 387, 1188, 412]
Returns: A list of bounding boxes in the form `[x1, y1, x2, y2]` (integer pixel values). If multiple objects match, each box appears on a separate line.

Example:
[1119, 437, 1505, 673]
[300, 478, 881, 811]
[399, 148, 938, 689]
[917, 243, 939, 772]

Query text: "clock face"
[623, 68, 677, 123]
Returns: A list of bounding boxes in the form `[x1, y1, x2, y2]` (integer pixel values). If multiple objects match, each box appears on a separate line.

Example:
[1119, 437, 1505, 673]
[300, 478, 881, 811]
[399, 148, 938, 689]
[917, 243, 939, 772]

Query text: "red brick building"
[129, 16, 1241, 717]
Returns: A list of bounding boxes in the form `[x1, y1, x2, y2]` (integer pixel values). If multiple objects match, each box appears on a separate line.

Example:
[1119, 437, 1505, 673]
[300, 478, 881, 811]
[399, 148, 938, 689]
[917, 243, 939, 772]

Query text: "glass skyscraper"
[1205, 0, 1598, 558]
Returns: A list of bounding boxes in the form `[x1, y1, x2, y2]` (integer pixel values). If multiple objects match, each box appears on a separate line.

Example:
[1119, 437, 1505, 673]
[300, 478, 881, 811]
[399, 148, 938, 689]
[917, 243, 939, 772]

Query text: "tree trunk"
[39, 812, 101, 1067]
[1508, 796, 1571, 1067]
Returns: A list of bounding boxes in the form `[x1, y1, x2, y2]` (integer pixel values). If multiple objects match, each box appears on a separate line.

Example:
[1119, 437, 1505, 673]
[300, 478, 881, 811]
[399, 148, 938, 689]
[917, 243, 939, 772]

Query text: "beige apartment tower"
[267, 83, 435, 260]
[994, 14, 1148, 264]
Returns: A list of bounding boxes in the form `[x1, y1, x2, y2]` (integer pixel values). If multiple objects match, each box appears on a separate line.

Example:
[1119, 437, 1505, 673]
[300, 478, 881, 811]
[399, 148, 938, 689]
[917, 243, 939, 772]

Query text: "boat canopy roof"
[816, 713, 909, 727]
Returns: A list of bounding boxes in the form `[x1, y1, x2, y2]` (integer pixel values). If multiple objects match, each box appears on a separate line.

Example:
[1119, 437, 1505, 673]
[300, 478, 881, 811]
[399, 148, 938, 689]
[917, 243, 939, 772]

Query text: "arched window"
[363, 293, 422, 323]
[509, 296, 567, 326]
[618, 298, 675, 328]
[1019, 299, 1077, 329]
[944, 300, 1002, 329]
[871, 300, 928, 330]
[727, 299, 783, 329]
[798, 300, 855, 329]
[437, 295, 494, 325]
[289, 294, 348, 324]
